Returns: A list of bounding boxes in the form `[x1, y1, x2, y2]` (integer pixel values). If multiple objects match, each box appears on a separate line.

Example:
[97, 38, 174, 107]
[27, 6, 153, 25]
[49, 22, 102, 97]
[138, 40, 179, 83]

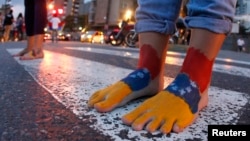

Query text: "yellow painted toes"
[145, 117, 162, 133]
[88, 68, 152, 112]
[88, 81, 132, 112]
[88, 85, 113, 107]
[122, 91, 195, 134]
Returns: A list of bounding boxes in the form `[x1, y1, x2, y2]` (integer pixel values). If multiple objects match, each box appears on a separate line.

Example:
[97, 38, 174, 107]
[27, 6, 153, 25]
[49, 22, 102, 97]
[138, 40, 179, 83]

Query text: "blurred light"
[52, 9, 57, 14]
[118, 21, 122, 28]
[87, 35, 92, 39]
[224, 58, 233, 63]
[66, 34, 71, 37]
[81, 34, 85, 38]
[124, 10, 132, 20]
[48, 3, 54, 10]
[58, 8, 63, 14]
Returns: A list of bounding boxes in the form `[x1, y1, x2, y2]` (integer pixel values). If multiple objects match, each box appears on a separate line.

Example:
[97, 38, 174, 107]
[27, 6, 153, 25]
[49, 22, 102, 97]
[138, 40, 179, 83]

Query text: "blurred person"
[3, 9, 14, 42]
[237, 37, 245, 52]
[0, 12, 3, 28]
[0, 12, 4, 42]
[88, 0, 237, 134]
[16, 13, 24, 41]
[49, 13, 61, 43]
[13, 0, 47, 60]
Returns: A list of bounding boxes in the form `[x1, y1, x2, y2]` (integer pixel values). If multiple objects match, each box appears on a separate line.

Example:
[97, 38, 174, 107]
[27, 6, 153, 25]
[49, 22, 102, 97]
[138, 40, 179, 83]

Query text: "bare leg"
[88, 32, 170, 112]
[122, 28, 226, 134]
[3, 25, 11, 42]
[20, 34, 44, 60]
[33, 34, 44, 58]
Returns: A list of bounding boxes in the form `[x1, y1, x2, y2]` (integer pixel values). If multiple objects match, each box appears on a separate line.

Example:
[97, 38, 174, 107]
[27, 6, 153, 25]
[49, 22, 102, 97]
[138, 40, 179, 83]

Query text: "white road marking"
[66, 47, 250, 78]
[168, 51, 250, 66]
[7, 48, 249, 141]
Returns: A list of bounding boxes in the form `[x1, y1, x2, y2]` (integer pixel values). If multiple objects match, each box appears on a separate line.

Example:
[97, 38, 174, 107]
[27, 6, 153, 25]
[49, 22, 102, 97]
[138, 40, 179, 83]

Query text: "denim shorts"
[135, 0, 237, 35]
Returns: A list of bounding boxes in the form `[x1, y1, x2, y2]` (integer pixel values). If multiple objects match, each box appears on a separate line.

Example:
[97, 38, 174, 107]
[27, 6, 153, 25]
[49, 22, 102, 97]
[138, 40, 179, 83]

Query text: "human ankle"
[180, 47, 214, 93]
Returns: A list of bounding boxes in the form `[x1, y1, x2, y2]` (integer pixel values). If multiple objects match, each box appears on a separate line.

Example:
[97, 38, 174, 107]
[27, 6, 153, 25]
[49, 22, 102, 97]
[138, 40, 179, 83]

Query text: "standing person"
[16, 13, 24, 41]
[237, 37, 245, 52]
[49, 13, 61, 43]
[3, 9, 14, 42]
[0, 12, 3, 28]
[13, 0, 47, 60]
[88, 0, 237, 134]
[0, 12, 4, 42]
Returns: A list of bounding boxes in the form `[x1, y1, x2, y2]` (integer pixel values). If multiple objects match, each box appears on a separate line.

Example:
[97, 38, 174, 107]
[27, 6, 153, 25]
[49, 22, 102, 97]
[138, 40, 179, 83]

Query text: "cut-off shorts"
[135, 0, 237, 35]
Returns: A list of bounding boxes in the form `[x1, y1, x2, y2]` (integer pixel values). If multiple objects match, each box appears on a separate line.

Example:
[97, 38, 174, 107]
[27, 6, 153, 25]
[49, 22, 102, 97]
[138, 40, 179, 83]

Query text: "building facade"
[0, 1, 12, 16]
[51, 0, 85, 17]
[88, 0, 137, 28]
[235, 0, 250, 33]
[236, 0, 250, 15]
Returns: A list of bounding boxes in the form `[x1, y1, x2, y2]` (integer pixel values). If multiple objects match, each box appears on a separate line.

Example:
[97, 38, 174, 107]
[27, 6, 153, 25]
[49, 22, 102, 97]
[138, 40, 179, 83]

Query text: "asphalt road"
[0, 41, 250, 141]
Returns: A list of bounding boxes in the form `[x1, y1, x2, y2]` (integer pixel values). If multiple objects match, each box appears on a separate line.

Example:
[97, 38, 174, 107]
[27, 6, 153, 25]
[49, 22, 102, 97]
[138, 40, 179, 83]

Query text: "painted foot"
[88, 68, 162, 112]
[122, 73, 208, 134]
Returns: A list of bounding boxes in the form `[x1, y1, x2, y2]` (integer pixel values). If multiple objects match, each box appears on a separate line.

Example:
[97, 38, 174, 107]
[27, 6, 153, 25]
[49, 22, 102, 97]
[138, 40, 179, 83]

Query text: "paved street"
[0, 41, 250, 141]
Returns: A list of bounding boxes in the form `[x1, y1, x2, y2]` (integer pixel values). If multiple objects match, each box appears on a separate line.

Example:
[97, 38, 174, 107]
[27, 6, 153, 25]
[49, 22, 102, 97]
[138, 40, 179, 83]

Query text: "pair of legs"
[88, 29, 225, 133]
[17, 26, 23, 41]
[51, 29, 58, 43]
[3, 25, 11, 42]
[88, 0, 236, 134]
[14, 0, 47, 60]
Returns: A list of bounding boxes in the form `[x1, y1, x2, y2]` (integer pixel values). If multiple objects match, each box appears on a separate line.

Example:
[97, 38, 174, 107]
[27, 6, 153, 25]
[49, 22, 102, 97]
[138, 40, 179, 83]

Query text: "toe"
[146, 117, 162, 133]
[160, 119, 175, 134]
[122, 104, 148, 125]
[88, 91, 104, 107]
[131, 112, 152, 131]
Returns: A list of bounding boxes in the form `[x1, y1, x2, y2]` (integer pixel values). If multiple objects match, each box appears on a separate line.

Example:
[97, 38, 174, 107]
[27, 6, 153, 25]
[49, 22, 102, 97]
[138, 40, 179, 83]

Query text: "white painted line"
[7, 49, 249, 141]
[167, 51, 250, 66]
[65, 47, 250, 78]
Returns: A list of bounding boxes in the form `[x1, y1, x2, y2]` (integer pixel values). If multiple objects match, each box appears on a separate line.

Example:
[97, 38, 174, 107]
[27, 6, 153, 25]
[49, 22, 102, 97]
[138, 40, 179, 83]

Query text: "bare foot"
[88, 68, 164, 112]
[122, 73, 209, 134]
[19, 50, 44, 60]
[33, 49, 44, 59]
[13, 48, 29, 57]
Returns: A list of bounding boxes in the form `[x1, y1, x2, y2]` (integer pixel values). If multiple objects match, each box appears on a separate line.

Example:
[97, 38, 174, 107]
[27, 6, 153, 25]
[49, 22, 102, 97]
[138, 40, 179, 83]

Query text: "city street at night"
[0, 0, 250, 140]
[0, 41, 250, 141]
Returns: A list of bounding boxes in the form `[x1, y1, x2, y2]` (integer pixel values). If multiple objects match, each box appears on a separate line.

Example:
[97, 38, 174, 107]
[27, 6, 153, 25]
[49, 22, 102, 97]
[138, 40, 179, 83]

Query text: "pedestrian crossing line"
[7, 48, 249, 141]
[167, 51, 250, 66]
[65, 47, 250, 78]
